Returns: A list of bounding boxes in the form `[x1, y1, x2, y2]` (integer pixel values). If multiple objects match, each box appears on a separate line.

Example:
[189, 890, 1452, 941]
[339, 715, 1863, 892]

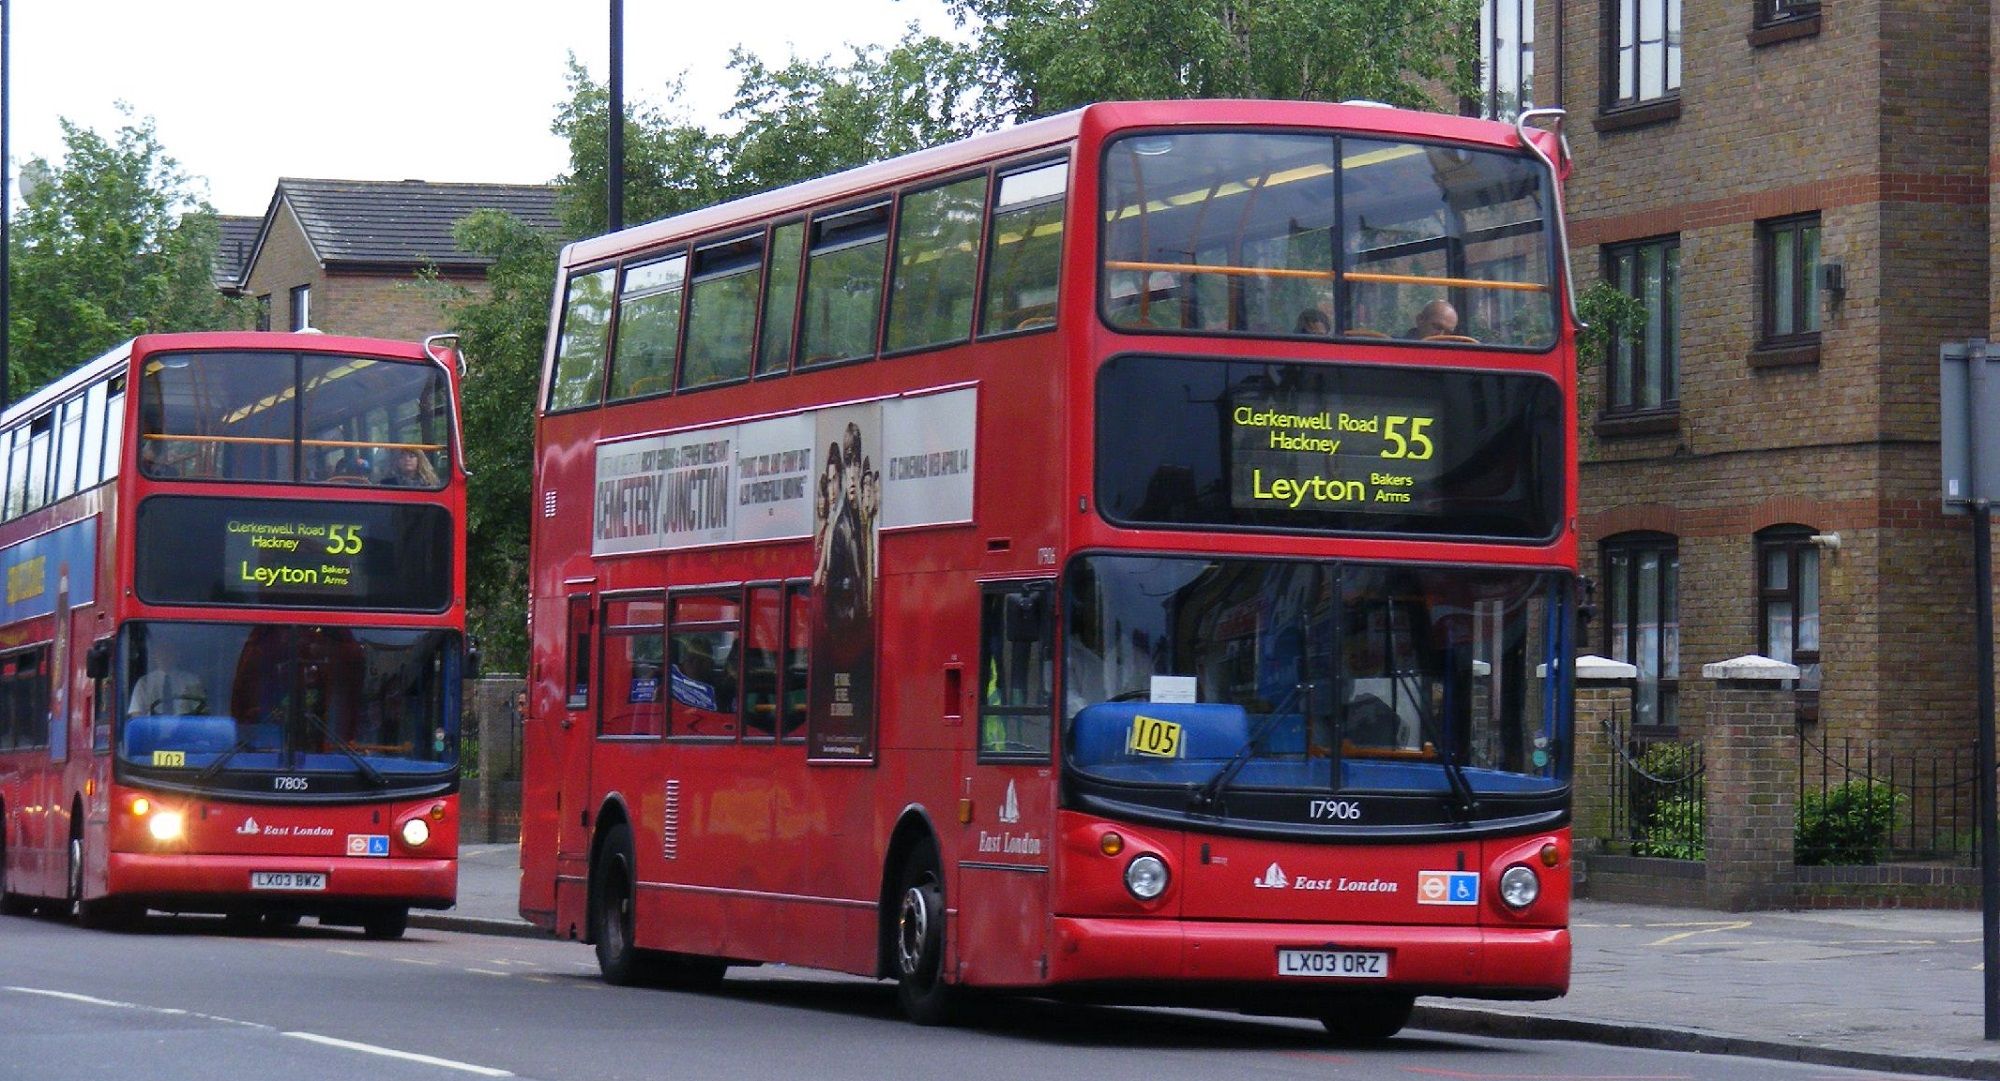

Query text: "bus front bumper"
[106, 852, 456, 910]
[1046, 917, 1569, 1000]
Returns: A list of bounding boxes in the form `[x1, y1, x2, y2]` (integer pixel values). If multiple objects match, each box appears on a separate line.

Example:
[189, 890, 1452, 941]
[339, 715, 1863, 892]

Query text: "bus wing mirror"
[86, 640, 112, 681]
[465, 637, 483, 680]
[1004, 589, 1051, 643]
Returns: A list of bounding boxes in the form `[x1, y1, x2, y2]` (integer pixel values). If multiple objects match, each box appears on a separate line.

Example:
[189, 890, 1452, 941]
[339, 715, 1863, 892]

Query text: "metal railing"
[1797, 733, 1977, 865]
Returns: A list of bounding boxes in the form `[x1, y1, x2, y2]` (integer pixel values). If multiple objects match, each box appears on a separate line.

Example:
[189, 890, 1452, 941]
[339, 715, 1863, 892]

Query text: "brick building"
[229, 179, 561, 340]
[1478, 1, 1992, 761]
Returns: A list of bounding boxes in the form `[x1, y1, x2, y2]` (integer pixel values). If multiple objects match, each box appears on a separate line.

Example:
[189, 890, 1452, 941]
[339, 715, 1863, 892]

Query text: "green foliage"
[1574, 279, 1649, 378]
[948, 0, 1483, 118]
[1628, 741, 1704, 860]
[1796, 782, 1905, 866]
[1634, 796, 1704, 860]
[9, 109, 251, 398]
[432, 210, 561, 672]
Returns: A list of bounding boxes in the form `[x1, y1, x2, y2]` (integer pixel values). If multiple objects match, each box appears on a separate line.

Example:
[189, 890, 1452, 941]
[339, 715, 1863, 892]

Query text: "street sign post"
[1941, 338, 2000, 1039]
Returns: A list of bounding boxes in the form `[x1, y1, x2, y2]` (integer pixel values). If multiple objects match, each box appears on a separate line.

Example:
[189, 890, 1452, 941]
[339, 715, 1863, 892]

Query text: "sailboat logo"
[998, 781, 1021, 824]
[237, 818, 260, 836]
[1254, 862, 1289, 889]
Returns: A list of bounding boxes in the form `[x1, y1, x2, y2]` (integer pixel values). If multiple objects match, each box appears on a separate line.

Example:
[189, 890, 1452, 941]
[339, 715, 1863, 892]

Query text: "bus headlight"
[147, 809, 186, 842]
[1124, 854, 1169, 900]
[1498, 864, 1540, 909]
[399, 817, 431, 848]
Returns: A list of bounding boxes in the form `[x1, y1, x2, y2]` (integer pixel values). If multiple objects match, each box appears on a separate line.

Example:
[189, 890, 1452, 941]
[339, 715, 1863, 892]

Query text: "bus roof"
[560, 99, 1546, 271]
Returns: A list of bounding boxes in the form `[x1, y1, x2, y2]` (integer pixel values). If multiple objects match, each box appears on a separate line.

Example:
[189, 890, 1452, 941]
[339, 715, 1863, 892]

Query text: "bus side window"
[548, 268, 616, 412]
[741, 586, 782, 742]
[565, 596, 593, 712]
[978, 581, 1054, 760]
[980, 160, 1067, 336]
[782, 582, 810, 742]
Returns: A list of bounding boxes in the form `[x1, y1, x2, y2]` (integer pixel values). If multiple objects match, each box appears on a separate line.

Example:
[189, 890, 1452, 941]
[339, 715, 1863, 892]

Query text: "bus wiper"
[1398, 671, 1476, 821]
[1193, 682, 1308, 812]
[299, 711, 389, 788]
[195, 732, 259, 784]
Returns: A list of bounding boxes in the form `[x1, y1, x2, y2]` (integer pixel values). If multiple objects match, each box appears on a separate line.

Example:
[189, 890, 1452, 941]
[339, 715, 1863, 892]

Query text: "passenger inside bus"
[1402, 299, 1460, 340]
[376, 447, 440, 487]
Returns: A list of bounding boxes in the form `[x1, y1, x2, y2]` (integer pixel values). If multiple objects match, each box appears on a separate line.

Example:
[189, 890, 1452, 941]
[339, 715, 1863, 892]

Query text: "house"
[230, 178, 561, 340]
[1479, 0, 1987, 894]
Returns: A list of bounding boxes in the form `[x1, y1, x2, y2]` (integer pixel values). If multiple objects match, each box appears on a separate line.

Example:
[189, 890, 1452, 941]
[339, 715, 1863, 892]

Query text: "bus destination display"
[1096, 355, 1563, 541]
[1229, 391, 1442, 514]
[224, 515, 368, 595]
[136, 496, 452, 610]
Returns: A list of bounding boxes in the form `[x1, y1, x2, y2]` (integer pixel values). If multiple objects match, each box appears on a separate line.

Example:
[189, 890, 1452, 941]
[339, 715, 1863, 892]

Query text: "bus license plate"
[1277, 949, 1389, 978]
[250, 872, 326, 891]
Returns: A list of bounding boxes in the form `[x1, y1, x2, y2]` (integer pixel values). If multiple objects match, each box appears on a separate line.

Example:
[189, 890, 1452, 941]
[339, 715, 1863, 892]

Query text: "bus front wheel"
[893, 845, 957, 1025]
[1319, 994, 1415, 1043]
[361, 906, 408, 940]
[592, 822, 723, 991]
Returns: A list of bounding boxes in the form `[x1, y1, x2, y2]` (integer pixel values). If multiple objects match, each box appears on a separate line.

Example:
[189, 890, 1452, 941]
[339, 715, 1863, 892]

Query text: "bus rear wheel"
[892, 845, 957, 1025]
[1319, 993, 1415, 1043]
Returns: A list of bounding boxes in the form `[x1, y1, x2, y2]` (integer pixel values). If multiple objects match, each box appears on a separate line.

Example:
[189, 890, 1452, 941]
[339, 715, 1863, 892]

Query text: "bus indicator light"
[131, 797, 150, 816]
[1099, 832, 1124, 856]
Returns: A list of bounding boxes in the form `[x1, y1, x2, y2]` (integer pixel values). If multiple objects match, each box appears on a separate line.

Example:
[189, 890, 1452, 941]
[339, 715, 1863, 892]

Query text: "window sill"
[1749, 13, 1820, 47]
[1597, 98, 1681, 133]
[1594, 409, 1681, 438]
[1748, 340, 1821, 369]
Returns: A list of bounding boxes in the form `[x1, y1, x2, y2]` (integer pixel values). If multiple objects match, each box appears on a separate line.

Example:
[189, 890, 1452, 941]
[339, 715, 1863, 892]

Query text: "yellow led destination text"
[229, 518, 362, 589]
[1232, 403, 1439, 510]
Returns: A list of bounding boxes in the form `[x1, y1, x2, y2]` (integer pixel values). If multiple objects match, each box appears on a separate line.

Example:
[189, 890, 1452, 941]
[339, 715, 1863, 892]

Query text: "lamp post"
[608, 0, 623, 233]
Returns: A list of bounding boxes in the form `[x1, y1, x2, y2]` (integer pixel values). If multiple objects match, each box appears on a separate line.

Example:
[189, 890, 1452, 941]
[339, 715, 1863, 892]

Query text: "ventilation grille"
[543, 490, 558, 517]
[662, 779, 680, 860]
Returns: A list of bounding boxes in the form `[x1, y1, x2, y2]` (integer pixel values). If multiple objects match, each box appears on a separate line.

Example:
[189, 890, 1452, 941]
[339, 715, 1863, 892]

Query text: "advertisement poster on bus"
[809, 404, 881, 761]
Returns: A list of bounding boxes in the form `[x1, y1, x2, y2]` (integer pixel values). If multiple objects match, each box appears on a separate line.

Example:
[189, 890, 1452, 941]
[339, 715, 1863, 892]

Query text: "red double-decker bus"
[521, 99, 1579, 1038]
[0, 331, 468, 938]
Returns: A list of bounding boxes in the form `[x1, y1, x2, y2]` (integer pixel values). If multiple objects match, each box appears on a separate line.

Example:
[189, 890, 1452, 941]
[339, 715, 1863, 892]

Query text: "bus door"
[959, 578, 1055, 986]
[551, 592, 597, 931]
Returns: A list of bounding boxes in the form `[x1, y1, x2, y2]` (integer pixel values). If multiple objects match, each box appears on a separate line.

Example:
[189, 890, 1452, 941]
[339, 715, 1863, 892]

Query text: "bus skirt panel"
[1046, 917, 1569, 1000]
[104, 852, 456, 909]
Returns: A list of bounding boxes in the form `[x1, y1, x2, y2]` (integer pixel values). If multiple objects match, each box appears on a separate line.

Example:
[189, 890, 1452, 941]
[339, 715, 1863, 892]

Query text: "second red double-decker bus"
[0, 331, 468, 937]
[522, 99, 1579, 1038]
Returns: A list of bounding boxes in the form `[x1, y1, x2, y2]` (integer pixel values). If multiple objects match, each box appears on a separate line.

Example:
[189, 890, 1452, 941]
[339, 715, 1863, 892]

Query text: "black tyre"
[62, 830, 84, 921]
[892, 843, 957, 1025]
[591, 822, 726, 990]
[78, 896, 141, 931]
[361, 906, 409, 940]
[0, 830, 33, 917]
[1319, 994, 1415, 1043]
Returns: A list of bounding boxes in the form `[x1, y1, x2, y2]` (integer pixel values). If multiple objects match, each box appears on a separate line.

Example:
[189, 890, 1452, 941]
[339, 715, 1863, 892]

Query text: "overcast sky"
[10, 0, 959, 216]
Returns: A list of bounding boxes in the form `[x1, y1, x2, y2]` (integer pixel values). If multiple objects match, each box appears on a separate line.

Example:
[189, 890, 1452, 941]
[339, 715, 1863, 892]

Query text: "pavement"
[420, 844, 2000, 1079]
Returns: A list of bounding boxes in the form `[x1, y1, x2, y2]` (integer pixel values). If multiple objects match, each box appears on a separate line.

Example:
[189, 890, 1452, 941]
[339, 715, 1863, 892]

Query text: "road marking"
[1643, 920, 1750, 947]
[466, 968, 510, 976]
[5, 986, 270, 1030]
[284, 1032, 513, 1076]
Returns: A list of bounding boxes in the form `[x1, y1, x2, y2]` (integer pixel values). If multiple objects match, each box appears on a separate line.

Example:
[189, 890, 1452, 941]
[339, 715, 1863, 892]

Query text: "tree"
[947, 0, 1482, 118]
[8, 110, 249, 398]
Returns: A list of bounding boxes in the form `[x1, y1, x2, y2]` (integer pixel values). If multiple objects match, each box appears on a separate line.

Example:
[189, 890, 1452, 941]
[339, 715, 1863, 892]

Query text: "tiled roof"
[260, 178, 562, 276]
[214, 215, 262, 289]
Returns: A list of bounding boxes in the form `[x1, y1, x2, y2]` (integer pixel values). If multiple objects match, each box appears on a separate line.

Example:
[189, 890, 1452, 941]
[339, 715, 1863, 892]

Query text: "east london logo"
[1253, 862, 1395, 893]
[235, 817, 332, 838]
[978, 783, 1040, 855]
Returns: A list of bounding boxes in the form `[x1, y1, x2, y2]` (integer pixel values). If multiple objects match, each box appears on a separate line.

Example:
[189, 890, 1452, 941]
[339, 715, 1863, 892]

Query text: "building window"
[1760, 213, 1820, 343]
[1757, 525, 1821, 721]
[1607, 0, 1681, 110]
[289, 284, 311, 331]
[1480, 0, 1535, 120]
[255, 294, 272, 332]
[1603, 236, 1679, 415]
[1603, 533, 1679, 729]
[1757, 0, 1819, 26]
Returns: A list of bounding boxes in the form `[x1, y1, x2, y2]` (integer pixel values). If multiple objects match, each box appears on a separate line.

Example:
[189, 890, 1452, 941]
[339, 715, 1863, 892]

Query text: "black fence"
[1797, 733, 1977, 866]
[1605, 719, 1705, 859]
